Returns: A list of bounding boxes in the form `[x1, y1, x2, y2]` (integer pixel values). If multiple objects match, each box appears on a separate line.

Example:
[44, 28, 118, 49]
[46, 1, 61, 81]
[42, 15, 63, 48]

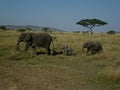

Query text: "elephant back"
[32, 33, 52, 47]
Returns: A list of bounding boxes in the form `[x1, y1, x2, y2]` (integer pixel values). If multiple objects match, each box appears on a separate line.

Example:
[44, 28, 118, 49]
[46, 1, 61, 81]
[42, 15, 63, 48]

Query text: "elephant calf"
[82, 41, 103, 55]
[16, 32, 54, 55]
[61, 45, 73, 56]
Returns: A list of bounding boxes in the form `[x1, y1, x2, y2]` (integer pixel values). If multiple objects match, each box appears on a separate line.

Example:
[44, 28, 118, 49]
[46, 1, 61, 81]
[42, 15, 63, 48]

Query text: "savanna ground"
[0, 30, 120, 90]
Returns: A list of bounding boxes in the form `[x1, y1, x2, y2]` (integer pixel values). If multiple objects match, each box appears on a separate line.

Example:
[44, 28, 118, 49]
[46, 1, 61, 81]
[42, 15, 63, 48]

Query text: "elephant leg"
[31, 45, 37, 56]
[24, 42, 32, 54]
[86, 48, 89, 54]
[86, 47, 91, 55]
[86, 50, 89, 55]
[91, 50, 96, 55]
[46, 48, 50, 55]
[90, 47, 96, 55]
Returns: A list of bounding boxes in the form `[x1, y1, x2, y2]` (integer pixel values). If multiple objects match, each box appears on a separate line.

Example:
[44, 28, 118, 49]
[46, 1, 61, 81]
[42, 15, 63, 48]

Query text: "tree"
[42, 27, 52, 33]
[0, 25, 7, 30]
[42, 27, 49, 32]
[76, 18, 108, 34]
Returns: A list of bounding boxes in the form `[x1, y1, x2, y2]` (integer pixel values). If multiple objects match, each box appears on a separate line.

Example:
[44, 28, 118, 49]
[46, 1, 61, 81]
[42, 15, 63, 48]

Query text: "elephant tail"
[51, 39, 54, 50]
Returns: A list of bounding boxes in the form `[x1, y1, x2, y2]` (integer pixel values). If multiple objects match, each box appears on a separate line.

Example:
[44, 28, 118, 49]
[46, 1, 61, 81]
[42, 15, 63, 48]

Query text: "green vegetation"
[0, 25, 7, 30]
[76, 18, 108, 34]
[42, 27, 52, 33]
[107, 30, 116, 34]
[0, 30, 120, 90]
[17, 28, 26, 32]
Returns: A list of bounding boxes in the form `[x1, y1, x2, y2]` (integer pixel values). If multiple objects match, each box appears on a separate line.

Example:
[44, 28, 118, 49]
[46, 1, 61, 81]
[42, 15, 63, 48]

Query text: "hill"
[5, 25, 64, 32]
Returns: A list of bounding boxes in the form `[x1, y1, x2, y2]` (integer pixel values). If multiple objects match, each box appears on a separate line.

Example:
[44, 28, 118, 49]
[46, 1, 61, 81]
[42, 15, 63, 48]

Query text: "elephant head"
[82, 41, 93, 52]
[16, 33, 33, 51]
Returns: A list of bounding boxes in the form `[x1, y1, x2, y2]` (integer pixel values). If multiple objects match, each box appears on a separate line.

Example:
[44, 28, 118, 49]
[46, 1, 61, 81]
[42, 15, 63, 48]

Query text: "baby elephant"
[61, 45, 73, 56]
[82, 41, 103, 55]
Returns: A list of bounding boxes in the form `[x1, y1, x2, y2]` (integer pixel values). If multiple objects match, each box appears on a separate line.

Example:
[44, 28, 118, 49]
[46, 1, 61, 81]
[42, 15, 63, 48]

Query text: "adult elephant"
[16, 32, 54, 55]
[82, 41, 103, 55]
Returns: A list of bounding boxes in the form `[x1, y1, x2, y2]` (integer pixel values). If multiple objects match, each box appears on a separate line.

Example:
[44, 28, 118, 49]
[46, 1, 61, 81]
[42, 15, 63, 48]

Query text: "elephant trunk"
[82, 47, 85, 52]
[16, 41, 20, 51]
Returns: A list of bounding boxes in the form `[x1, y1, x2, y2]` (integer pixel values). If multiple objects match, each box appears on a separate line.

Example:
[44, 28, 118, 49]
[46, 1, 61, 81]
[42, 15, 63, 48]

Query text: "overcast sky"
[0, 0, 120, 32]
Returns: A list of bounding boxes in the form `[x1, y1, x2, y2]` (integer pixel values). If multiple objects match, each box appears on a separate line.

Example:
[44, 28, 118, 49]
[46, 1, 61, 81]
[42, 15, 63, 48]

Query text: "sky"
[0, 0, 120, 32]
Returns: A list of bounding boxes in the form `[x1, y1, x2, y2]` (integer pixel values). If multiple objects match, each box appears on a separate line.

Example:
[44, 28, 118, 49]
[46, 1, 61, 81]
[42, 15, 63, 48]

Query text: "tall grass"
[0, 30, 120, 90]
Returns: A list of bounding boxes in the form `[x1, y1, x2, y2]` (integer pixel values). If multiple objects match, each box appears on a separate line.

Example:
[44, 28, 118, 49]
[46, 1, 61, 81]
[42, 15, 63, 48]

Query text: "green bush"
[107, 30, 115, 34]
[17, 29, 26, 32]
[0, 25, 7, 30]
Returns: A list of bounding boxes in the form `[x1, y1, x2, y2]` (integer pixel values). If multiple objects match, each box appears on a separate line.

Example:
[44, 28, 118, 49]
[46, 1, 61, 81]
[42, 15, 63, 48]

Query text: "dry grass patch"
[98, 59, 120, 84]
[1, 31, 120, 90]
[0, 64, 85, 90]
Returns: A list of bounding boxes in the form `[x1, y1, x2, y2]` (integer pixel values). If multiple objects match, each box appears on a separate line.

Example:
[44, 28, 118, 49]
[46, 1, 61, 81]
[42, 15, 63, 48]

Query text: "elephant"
[16, 32, 54, 55]
[82, 41, 103, 55]
[61, 45, 73, 56]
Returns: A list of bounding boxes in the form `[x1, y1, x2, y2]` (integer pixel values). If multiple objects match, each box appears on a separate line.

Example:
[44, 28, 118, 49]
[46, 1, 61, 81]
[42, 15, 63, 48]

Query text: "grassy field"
[0, 30, 120, 90]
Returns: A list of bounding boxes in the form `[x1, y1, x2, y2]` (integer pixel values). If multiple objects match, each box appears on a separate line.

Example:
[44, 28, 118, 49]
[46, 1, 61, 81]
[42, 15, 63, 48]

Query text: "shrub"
[17, 29, 26, 32]
[107, 30, 115, 34]
[0, 25, 7, 30]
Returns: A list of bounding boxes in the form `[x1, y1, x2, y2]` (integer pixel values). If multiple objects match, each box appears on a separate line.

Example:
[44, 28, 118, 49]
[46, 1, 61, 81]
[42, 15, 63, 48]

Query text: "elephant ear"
[24, 33, 32, 42]
[87, 42, 93, 48]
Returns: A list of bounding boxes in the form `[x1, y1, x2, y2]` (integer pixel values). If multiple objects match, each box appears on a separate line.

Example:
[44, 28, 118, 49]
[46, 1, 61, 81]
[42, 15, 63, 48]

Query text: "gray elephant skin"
[82, 41, 103, 55]
[61, 45, 73, 56]
[16, 32, 54, 55]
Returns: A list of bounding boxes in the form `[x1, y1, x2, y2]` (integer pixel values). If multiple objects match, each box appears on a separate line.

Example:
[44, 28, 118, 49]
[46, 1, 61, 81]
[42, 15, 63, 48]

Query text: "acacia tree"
[76, 18, 108, 34]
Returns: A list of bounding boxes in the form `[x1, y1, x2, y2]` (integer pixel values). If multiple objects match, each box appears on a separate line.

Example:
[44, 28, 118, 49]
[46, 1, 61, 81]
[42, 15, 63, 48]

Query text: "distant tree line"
[17, 27, 53, 33]
[0, 25, 7, 30]
[16, 28, 33, 32]
[0, 25, 53, 33]
[17, 29, 26, 32]
[0, 18, 119, 34]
